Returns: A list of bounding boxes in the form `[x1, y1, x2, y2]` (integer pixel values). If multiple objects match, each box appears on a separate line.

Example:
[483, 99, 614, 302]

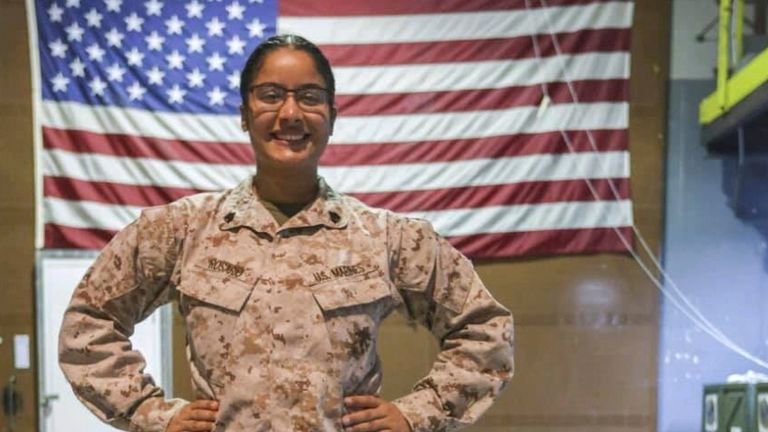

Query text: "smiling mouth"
[272, 133, 310, 145]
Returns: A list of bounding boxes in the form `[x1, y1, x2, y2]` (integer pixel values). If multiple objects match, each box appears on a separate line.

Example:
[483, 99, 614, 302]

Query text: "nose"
[277, 93, 302, 125]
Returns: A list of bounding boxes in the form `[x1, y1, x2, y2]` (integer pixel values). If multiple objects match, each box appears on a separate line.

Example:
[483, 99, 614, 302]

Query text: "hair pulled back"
[239, 34, 336, 108]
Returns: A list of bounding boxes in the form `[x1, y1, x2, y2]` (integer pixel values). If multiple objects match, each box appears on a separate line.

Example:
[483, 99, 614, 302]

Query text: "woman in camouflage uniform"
[59, 35, 514, 432]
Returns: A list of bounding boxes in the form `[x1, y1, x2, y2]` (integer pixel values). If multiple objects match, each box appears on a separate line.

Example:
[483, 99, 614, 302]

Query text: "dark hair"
[239, 34, 336, 108]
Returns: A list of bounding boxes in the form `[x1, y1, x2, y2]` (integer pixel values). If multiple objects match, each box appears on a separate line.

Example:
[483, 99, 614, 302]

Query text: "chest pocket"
[311, 279, 397, 364]
[176, 269, 255, 388]
[177, 269, 254, 312]
[312, 279, 395, 315]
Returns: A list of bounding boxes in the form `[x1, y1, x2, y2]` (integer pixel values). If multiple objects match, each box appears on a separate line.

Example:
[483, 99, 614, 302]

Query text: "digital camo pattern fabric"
[59, 177, 514, 432]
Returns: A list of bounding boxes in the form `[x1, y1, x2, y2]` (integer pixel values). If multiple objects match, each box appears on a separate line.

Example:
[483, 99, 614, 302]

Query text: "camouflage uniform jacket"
[59, 177, 514, 432]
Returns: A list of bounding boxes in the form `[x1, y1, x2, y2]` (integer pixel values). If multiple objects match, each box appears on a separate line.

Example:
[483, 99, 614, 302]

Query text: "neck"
[253, 170, 318, 204]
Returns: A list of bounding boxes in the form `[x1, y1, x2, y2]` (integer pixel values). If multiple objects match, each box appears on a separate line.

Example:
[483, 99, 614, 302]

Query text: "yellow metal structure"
[716, 0, 731, 110]
[734, 0, 743, 62]
[699, 0, 768, 125]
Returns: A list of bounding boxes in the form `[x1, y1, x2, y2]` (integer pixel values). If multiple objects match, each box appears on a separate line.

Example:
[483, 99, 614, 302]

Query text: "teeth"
[275, 134, 305, 141]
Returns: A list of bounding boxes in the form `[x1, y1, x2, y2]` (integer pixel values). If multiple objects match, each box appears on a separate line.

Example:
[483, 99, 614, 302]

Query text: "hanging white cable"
[534, 0, 768, 369]
[533, 1, 733, 345]
[530, 0, 763, 365]
[524, 0, 768, 369]
[532, 0, 729, 341]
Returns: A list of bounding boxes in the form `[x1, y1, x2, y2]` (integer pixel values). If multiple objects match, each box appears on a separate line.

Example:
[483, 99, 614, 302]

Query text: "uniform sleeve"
[58, 204, 189, 432]
[388, 217, 514, 432]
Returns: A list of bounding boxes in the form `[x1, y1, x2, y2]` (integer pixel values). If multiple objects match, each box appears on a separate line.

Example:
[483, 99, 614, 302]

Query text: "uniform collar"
[218, 176, 348, 235]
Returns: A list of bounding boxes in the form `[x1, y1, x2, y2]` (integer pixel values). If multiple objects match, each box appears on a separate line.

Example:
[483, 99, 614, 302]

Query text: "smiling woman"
[58, 34, 514, 432]
[239, 42, 336, 202]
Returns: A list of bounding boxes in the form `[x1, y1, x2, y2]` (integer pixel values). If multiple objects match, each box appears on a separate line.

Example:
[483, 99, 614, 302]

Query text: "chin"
[261, 155, 319, 170]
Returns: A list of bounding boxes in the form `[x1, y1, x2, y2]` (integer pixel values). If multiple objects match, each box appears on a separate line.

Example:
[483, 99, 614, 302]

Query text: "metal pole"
[755, 0, 766, 35]
[717, 0, 732, 110]
[734, 0, 744, 64]
[737, 127, 745, 166]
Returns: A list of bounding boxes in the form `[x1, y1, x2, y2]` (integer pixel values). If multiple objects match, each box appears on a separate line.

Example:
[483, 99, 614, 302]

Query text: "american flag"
[31, 0, 634, 258]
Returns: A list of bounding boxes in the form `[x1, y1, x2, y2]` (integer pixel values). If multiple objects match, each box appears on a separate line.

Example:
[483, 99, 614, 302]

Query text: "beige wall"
[0, 1, 668, 431]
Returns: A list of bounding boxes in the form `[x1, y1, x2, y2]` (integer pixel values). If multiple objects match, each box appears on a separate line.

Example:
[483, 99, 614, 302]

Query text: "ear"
[239, 105, 249, 132]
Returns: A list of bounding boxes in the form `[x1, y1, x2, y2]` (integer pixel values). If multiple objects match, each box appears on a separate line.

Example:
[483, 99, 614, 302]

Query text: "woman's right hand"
[166, 400, 219, 432]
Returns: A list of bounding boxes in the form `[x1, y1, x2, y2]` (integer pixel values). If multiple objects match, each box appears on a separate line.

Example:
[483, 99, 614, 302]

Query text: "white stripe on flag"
[407, 200, 634, 237]
[44, 197, 144, 230]
[334, 53, 629, 94]
[324, 152, 630, 193]
[332, 102, 628, 144]
[45, 196, 632, 235]
[41, 100, 628, 145]
[44, 148, 629, 193]
[277, 2, 634, 44]
[43, 149, 250, 190]
[41, 100, 248, 144]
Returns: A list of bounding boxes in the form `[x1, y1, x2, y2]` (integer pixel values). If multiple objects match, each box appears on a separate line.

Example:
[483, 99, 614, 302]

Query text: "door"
[37, 252, 172, 432]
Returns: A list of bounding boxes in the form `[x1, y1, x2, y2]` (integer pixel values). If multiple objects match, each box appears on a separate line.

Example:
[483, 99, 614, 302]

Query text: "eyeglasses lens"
[251, 85, 328, 109]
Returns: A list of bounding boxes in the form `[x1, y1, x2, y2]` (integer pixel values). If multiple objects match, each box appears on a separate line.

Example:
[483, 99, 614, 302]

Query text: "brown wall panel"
[0, 1, 37, 431]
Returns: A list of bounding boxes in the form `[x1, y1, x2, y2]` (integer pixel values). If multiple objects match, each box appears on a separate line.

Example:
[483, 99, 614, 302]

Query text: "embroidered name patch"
[208, 258, 245, 278]
[311, 264, 379, 286]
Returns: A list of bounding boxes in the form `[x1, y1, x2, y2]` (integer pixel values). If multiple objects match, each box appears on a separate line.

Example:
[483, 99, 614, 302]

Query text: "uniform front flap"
[311, 278, 395, 311]
[177, 259, 256, 312]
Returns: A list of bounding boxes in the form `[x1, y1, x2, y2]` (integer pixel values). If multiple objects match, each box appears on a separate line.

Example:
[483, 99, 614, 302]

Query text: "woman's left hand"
[342, 395, 412, 432]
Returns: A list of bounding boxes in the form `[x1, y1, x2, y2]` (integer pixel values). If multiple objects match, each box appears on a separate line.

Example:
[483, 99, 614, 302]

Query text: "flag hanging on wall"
[30, 0, 634, 258]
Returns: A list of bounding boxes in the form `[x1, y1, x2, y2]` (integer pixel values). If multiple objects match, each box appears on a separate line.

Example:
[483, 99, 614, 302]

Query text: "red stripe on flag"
[323, 29, 630, 66]
[45, 223, 117, 250]
[321, 130, 628, 166]
[43, 127, 253, 165]
[352, 179, 630, 212]
[280, 0, 628, 16]
[44, 176, 201, 207]
[450, 226, 633, 259]
[44, 224, 633, 258]
[337, 80, 628, 116]
[44, 127, 626, 165]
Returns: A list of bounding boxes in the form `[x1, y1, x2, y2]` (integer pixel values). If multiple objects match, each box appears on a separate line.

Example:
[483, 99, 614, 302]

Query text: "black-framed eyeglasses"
[248, 83, 330, 110]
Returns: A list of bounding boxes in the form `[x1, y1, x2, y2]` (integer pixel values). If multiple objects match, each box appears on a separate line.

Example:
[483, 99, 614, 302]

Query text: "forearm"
[59, 306, 187, 431]
[389, 216, 514, 431]
[59, 205, 187, 430]
[393, 310, 514, 431]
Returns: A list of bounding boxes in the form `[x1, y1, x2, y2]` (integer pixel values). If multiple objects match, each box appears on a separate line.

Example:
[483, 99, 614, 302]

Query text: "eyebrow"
[249, 82, 327, 90]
